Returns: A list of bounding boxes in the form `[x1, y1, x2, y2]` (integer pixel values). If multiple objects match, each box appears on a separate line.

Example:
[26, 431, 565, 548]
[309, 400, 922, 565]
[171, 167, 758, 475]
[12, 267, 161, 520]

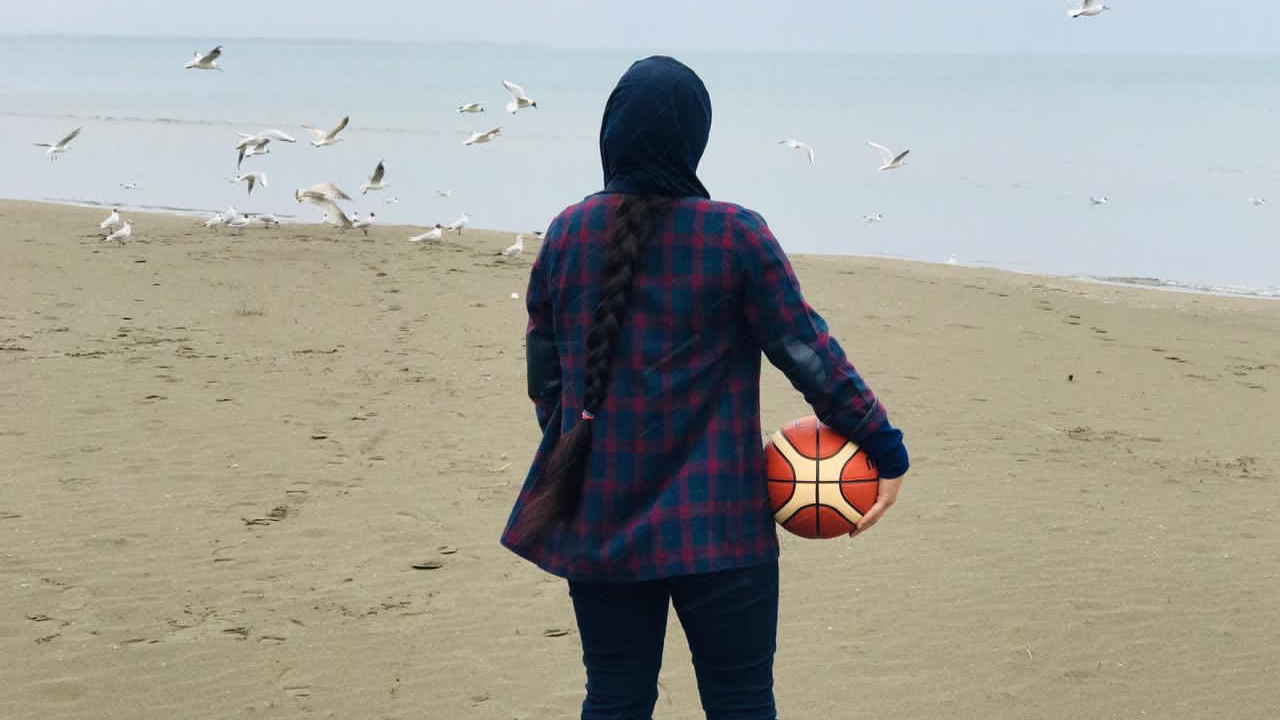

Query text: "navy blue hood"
[599, 56, 711, 199]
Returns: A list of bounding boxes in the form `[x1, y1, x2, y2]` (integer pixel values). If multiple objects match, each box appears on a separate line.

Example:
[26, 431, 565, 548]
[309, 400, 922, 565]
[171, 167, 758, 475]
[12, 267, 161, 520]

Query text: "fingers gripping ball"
[766, 416, 879, 539]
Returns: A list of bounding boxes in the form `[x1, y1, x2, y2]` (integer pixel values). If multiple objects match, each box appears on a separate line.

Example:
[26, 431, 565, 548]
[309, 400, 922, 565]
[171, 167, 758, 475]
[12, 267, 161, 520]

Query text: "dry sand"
[2, 199, 1278, 719]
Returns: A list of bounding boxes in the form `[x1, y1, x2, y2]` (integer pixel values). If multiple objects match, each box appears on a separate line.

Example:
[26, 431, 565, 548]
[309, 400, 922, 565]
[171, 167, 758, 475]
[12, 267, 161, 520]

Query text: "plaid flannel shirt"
[501, 193, 902, 582]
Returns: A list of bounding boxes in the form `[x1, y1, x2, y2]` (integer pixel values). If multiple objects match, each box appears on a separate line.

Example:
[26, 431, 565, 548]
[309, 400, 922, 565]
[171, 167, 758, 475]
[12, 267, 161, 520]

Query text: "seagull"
[33, 127, 81, 160]
[203, 213, 225, 232]
[463, 127, 502, 146]
[408, 225, 445, 243]
[384, 196, 399, 205]
[225, 215, 251, 233]
[294, 182, 351, 202]
[294, 183, 352, 228]
[863, 213, 884, 223]
[945, 256, 959, 266]
[184, 45, 223, 70]
[457, 102, 486, 113]
[104, 220, 133, 243]
[1069, 0, 1109, 18]
[777, 139, 816, 165]
[99, 208, 121, 232]
[303, 116, 349, 147]
[447, 213, 471, 234]
[254, 213, 281, 226]
[1090, 196, 1110, 205]
[352, 212, 376, 236]
[233, 171, 268, 195]
[235, 129, 295, 168]
[502, 80, 538, 114]
[119, 181, 140, 190]
[867, 141, 909, 171]
[499, 234, 525, 258]
[224, 205, 243, 223]
[436, 189, 455, 197]
[360, 160, 389, 194]
[1248, 197, 1267, 206]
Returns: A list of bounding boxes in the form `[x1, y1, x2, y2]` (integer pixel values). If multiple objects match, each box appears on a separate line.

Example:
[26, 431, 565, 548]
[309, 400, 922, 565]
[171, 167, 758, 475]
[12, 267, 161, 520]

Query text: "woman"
[501, 56, 909, 720]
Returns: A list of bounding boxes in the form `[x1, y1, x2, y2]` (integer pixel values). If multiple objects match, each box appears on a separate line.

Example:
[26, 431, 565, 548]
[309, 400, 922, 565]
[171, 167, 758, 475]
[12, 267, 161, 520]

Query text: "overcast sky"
[6, 0, 1279, 53]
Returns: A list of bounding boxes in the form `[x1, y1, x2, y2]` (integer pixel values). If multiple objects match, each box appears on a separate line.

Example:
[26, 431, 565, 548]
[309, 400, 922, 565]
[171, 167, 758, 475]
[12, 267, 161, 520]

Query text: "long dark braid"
[511, 194, 670, 542]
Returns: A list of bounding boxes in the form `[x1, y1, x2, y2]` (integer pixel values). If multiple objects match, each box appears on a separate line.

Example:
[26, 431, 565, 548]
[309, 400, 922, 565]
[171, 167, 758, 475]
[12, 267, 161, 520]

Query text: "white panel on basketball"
[769, 430, 868, 524]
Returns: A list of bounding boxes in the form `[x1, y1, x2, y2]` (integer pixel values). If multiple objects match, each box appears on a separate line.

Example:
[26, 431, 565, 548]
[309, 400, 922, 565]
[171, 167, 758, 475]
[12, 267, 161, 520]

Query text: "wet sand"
[2, 199, 1278, 719]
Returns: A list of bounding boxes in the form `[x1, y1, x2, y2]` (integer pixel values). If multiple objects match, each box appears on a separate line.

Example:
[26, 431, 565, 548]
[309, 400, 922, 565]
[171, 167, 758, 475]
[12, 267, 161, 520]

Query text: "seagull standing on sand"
[304, 116, 349, 147]
[105, 220, 133, 243]
[225, 215, 251, 233]
[360, 160, 390, 194]
[1069, 0, 1109, 18]
[500, 234, 525, 258]
[352, 212, 376, 236]
[447, 213, 471, 235]
[203, 213, 225, 232]
[294, 182, 353, 229]
[502, 81, 537, 114]
[463, 127, 502, 146]
[777, 139, 816, 165]
[867, 141, 909, 171]
[408, 225, 444, 243]
[1090, 196, 1110, 205]
[234, 171, 268, 195]
[457, 102, 486, 113]
[99, 208, 121, 232]
[33, 127, 81, 160]
[254, 213, 281, 227]
[184, 45, 223, 70]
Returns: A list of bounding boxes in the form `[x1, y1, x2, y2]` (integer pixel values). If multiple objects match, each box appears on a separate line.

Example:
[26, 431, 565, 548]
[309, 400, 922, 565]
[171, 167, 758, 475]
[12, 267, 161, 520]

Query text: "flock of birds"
[34, 9, 1270, 250]
[41, 43, 542, 256]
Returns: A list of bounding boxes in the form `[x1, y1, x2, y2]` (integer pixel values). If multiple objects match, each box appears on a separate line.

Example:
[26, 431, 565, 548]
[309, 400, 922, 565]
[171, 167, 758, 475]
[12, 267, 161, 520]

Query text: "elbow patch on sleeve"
[526, 332, 562, 401]
[763, 334, 829, 398]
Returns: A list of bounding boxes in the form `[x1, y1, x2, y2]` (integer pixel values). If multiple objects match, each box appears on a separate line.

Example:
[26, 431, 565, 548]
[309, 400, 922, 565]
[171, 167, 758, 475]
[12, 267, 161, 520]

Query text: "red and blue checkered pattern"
[501, 193, 900, 582]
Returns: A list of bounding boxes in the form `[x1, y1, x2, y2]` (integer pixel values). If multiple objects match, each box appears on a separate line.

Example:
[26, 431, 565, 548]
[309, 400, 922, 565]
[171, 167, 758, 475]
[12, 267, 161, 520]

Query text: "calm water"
[3, 37, 1278, 295]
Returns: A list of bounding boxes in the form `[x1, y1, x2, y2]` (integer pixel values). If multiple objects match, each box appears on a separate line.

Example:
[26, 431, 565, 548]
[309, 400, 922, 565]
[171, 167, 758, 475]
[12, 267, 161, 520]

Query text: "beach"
[2, 198, 1278, 719]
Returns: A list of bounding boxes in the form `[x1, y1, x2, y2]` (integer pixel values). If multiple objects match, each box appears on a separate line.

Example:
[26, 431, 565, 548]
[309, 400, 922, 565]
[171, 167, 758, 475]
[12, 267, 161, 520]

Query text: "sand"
[2, 198, 1278, 720]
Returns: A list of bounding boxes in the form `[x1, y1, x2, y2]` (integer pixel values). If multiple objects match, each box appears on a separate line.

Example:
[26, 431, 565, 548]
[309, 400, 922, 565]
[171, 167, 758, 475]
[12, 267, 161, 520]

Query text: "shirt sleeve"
[525, 233, 561, 432]
[734, 208, 909, 479]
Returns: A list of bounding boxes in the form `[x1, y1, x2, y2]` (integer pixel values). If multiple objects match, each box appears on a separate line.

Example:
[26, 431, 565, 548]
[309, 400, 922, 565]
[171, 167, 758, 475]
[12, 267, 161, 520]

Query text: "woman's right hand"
[848, 475, 903, 538]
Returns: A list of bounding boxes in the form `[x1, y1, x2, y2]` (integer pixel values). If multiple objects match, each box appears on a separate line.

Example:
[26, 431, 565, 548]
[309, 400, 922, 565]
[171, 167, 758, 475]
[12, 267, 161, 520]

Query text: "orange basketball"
[765, 416, 879, 539]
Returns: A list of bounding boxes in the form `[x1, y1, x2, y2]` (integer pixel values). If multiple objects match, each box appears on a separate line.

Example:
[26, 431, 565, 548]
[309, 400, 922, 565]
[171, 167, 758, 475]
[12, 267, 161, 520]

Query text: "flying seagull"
[360, 160, 389, 194]
[294, 182, 353, 228]
[234, 171, 268, 195]
[463, 127, 502, 146]
[502, 80, 537, 114]
[867, 141, 910, 171]
[184, 45, 223, 70]
[457, 102, 486, 113]
[235, 129, 296, 168]
[303, 116, 349, 147]
[33, 127, 81, 160]
[777, 139, 816, 165]
[1069, 0, 1109, 18]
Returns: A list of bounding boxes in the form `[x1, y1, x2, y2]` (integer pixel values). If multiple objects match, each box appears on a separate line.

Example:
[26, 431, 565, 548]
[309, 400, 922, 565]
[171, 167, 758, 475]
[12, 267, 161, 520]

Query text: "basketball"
[765, 416, 880, 539]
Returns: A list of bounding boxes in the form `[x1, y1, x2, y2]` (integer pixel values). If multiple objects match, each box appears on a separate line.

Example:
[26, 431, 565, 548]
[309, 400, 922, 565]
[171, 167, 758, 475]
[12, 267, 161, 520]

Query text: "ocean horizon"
[4, 36, 1278, 297]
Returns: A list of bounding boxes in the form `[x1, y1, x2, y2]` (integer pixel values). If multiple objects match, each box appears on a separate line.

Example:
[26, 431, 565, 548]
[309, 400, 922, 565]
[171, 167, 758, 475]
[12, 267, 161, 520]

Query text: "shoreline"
[10, 197, 1278, 303]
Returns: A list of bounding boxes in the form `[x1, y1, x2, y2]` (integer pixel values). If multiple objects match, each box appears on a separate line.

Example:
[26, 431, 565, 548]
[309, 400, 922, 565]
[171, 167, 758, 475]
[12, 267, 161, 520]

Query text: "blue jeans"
[567, 561, 779, 720]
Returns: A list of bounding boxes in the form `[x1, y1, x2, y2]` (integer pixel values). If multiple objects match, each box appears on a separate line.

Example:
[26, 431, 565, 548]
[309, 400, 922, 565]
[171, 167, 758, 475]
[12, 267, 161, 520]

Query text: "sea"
[2, 37, 1278, 297]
